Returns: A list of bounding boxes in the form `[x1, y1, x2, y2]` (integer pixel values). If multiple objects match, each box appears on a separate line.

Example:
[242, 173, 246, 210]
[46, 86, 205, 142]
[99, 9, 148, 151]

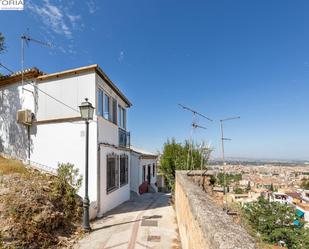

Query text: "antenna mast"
[219, 116, 240, 211]
[21, 33, 52, 92]
[178, 104, 212, 170]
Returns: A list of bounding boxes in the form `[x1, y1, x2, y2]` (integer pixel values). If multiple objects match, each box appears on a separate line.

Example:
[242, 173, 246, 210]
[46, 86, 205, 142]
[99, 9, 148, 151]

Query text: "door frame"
[147, 164, 151, 183]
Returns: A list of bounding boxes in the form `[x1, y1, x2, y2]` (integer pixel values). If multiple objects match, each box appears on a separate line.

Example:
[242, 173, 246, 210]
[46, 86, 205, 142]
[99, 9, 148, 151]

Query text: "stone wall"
[175, 171, 258, 249]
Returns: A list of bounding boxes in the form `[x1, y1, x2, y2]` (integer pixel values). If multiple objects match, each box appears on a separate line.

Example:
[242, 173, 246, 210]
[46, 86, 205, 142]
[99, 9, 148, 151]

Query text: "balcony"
[119, 128, 130, 148]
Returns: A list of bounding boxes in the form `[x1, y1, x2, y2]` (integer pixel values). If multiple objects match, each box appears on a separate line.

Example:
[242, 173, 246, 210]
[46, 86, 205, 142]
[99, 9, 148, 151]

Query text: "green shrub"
[2, 162, 83, 248]
[300, 178, 309, 190]
[159, 138, 212, 190]
[217, 173, 242, 186]
[53, 163, 83, 220]
[242, 196, 308, 249]
[234, 187, 244, 194]
[209, 175, 216, 186]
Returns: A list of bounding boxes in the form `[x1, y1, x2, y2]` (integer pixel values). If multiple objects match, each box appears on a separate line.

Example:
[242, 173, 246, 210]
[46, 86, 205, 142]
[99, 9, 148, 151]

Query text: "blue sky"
[1, 0, 309, 160]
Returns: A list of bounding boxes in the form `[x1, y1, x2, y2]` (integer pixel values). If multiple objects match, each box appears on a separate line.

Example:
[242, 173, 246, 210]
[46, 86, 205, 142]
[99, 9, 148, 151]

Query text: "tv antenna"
[179, 104, 213, 122]
[192, 122, 207, 130]
[21, 32, 52, 92]
[178, 104, 212, 171]
[219, 116, 240, 211]
[220, 116, 240, 166]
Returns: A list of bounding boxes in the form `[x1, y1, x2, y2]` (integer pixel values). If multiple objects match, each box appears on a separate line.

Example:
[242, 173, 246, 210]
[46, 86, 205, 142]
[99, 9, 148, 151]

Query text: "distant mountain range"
[209, 156, 309, 165]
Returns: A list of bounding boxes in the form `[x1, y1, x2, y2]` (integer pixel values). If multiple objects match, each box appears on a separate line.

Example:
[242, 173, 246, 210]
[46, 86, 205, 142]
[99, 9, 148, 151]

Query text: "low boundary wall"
[175, 171, 257, 249]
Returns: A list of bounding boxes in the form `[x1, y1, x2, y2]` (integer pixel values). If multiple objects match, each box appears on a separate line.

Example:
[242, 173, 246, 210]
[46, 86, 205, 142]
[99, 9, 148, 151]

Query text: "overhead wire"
[0, 62, 80, 113]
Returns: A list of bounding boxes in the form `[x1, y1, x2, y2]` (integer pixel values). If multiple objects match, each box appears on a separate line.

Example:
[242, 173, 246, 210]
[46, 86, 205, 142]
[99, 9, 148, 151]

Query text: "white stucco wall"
[140, 158, 157, 185]
[96, 73, 128, 110]
[95, 72, 129, 147]
[95, 72, 132, 214]
[32, 70, 97, 203]
[97, 117, 118, 146]
[130, 153, 157, 194]
[0, 81, 36, 160]
[0, 68, 132, 218]
[130, 152, 140, 194]
[30, 121, 97, 203]
[0, 72, 99, 217]
[37, 71, 96, 120]
[99, 145, 130, 215]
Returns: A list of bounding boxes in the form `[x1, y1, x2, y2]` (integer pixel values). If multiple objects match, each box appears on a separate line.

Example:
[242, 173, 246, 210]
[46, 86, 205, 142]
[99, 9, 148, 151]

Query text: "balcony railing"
[119, 128, 130, 148]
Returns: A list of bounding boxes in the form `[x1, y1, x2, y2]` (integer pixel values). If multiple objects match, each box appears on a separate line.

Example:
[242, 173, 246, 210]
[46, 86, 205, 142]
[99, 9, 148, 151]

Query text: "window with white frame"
[119, 154, 128, 186]
[103, 93, 110, 120]
[97, 88, 103, 116]
[118, 105, 126, 129]
[106, 154, 118, 193]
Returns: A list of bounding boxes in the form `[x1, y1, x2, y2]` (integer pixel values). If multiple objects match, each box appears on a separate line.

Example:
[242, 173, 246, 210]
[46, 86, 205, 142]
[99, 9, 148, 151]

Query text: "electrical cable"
[0, 62, 79, 113]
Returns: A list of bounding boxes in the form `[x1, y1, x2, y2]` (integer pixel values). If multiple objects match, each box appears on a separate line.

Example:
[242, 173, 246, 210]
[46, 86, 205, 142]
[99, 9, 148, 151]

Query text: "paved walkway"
[75, 193, 180, 249]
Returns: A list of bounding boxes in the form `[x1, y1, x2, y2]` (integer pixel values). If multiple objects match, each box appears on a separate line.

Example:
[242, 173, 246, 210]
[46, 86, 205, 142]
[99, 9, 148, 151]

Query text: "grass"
[0, 162, 83, 248]
[0, 156, 28, 175]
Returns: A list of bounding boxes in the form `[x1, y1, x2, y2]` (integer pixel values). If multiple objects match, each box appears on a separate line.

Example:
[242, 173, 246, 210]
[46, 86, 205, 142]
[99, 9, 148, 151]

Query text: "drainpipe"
[97, 142, 107, 216]
[27, 125, 30, 164]
[97, 143, 101, 215]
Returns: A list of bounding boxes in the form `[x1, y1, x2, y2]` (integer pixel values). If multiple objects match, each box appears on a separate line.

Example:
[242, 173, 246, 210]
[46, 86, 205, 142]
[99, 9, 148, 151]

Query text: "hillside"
[0, 157, 83, 248]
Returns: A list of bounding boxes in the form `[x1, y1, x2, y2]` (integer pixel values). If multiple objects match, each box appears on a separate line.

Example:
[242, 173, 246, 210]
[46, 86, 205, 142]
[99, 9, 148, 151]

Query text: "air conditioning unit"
[17, 109, 33, 125]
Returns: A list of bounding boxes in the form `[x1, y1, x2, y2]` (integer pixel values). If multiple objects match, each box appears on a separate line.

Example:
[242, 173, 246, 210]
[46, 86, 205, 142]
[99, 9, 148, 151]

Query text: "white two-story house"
[0, 64, 132, 218]
[130, 147, 158, 195]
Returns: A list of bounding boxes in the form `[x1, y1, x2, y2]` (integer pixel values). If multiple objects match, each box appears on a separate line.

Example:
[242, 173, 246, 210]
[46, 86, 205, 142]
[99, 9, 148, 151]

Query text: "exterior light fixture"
[79, 98, 94, 120]
[79, 98, 95, 232]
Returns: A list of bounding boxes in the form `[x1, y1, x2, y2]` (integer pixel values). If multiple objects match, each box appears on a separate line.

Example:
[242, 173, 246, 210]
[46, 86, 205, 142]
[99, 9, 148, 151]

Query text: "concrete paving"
[75, 192, 180, 249]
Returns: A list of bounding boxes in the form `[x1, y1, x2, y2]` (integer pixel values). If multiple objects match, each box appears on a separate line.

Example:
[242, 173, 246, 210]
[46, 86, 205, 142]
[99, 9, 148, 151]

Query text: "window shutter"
[106, 156, 109, 191]
[116, 155, 119, 188]
[118, 105, 121, 126]
[113, 98, 117, 124]
[125, 155, 128, 184]
[107, 155, 113, 193]
[123, 109, 126, 130]
[108, 96, 113, 121]
[97, 89, 103, 116]
[103, 94, 110, 120]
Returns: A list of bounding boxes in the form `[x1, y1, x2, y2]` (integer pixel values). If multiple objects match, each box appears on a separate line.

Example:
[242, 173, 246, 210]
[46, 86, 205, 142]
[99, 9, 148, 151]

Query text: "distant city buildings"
[208, 164, 309, 226]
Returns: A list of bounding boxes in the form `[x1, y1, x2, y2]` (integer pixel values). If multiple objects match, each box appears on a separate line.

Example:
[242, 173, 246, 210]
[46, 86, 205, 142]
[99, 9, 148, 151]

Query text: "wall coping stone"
[176, 170, 258, 249]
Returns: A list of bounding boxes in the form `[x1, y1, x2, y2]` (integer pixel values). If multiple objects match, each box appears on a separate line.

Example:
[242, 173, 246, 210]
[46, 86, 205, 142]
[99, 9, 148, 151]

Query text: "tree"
[0, 33, 6, 76]
[246, 181, 251, 192]
[54, 163, 82, 219]
[269, 183, 274, 192]
[0, 32, 5, 54]
[300, 178, 309, 190]
[159, 139, 185, 189]
[242, 196, 308, 248]
[216, 173, 242, 187]
[159, 138, 212, 189]
[209, 175, 216, 186]
[234, 187, 244, 194]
